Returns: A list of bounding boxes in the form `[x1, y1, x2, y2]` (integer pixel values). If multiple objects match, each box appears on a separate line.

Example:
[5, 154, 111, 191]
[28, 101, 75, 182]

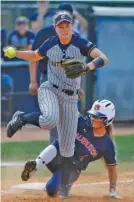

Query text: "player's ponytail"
[106, 123, 116, 148]
[105, 124, 113, 140]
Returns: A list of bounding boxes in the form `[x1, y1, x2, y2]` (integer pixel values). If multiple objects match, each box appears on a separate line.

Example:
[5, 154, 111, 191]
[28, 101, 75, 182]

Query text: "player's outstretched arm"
[4, 46, 43, 61]
[87, 48, 108, 71]
[107, 165, 123, 199]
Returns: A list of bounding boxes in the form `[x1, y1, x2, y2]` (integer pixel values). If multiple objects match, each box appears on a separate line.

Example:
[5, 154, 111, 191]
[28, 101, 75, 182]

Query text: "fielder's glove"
[109, 189, 123, 199]
[4, 46, 16, 58]
[61, 59, 89, 79]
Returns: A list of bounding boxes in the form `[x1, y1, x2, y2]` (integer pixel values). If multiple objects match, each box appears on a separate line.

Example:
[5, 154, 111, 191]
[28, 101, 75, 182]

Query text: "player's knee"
[39, 111, 59, 129]
[46, 172, 60, 197]
[46, 183, 58, 197]
[60, 146, 75, 157]
[50, 113, 59, 127]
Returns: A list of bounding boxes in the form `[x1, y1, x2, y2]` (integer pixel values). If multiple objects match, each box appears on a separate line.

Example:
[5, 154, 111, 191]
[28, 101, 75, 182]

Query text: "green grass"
[1, 140, 49, 161]
[115, 134, 134, 162]
[1, 134, 134, 162]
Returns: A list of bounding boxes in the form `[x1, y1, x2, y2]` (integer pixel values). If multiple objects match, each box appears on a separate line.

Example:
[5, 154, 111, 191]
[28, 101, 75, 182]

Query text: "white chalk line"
[1, 162, 134, 196]
[1, 161, 25, 167]
[1, 179, 134, 196]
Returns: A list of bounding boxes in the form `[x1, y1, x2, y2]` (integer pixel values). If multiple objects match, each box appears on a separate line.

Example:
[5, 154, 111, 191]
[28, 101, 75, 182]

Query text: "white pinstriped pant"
[38, 81, 78, 157]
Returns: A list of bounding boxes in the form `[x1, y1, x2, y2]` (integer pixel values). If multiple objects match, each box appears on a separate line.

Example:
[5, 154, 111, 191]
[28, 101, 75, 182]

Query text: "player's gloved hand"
[29, 82, 38, 96]
[4, 46, 16, 58]
[109, 189, 123, 199]
[61, 59, 89, 79]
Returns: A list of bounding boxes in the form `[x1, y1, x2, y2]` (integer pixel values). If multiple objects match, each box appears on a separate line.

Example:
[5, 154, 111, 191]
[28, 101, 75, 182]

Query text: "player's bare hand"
[4, 46, 16, 58]
[87, 63, 96, 71]
[29, 82, 38, 96]
[109, 190, 123, 199]
[78, 88, 85, 100]
[38, 0, 49, 15]
[73, 10, 79, 18]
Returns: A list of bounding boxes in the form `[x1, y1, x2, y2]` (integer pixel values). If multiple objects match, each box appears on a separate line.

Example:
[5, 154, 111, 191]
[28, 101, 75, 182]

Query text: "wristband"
[92, 57, 104, 68]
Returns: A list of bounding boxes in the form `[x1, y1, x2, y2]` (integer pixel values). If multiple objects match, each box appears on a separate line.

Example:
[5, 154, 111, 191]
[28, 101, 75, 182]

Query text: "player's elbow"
[31, 57, 39, 62]
[31, 51, 43, 62]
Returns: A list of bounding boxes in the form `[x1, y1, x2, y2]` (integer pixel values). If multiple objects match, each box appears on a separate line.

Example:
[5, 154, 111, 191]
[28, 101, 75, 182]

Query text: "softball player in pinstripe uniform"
[5, 11, 108, 199]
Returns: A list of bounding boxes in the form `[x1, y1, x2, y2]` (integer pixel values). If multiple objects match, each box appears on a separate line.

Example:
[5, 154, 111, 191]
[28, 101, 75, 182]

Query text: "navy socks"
[21, 112, 40, 127]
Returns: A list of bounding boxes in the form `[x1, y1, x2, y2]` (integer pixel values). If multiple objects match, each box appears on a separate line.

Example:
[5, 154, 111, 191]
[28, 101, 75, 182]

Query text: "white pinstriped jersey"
[38, 33, 96, 90]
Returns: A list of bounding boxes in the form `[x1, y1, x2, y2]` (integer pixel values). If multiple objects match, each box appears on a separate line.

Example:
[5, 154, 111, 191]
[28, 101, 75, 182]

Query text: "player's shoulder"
[104, 133, 115, 148]
[8, 30, 17, 37]
[72, 33, 91, 47]
[37, 25, 55, 36]
[72, 33, 81, 42]
[44, 35, 58, 46]
[78, 115, 87, 122]
[78, 115, 92, 129]
[32, 25, 56, 50]
[72, 33, 87, 42]
[39, 35, 58, 52]
[105, 133, 114, 142]
[105, 136, 116, 157]
[26, 30, 35, 37]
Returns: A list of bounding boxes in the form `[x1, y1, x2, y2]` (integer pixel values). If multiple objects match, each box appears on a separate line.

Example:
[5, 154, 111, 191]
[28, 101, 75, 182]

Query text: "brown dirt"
[1, 126, 134, 201]
[1, 172, 134, 202]
[1, 126, 49, 143]
[1, 126, 134, 143]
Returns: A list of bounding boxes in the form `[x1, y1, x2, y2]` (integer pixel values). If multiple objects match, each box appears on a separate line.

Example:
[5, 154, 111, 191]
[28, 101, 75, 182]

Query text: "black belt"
[53, 84, 78, 96]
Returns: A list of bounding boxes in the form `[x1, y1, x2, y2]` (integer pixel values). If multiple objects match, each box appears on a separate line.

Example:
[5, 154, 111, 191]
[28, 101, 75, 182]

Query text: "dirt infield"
[1, 125, 134, 143]
[1, 126, 49, 143]
[1, 171, 134, 202]
[1, 126, 134, 201]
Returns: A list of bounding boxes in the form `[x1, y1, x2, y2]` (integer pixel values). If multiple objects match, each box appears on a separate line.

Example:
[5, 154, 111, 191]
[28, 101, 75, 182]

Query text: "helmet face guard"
[88, 111, 106, 118]
[88, 112, 107, 128]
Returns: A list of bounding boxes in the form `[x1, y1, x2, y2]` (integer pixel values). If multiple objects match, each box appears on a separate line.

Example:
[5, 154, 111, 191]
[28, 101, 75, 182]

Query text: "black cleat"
[6, 111, 25, 138]
[21, 160, 37, 181]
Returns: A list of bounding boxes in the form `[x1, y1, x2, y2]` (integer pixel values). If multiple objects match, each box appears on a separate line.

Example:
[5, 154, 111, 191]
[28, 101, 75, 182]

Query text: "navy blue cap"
[58, 3, 73, 14]
[54, 11, 73, 26]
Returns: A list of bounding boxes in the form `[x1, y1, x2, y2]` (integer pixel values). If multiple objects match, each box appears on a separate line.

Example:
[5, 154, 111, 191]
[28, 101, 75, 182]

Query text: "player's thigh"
[38, 83, 59, 117]
[46, 152, 61, 173]
[57, 100, 78, 157]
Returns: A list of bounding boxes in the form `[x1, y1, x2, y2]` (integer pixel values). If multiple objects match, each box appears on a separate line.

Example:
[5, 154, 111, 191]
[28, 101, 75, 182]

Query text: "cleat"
[6, 111, 25, 138]
[21, 160, 37, 181]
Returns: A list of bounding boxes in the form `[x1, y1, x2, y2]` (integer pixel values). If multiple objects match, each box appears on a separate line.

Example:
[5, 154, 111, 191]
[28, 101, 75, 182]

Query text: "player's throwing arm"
[4, 44, 108, 76]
